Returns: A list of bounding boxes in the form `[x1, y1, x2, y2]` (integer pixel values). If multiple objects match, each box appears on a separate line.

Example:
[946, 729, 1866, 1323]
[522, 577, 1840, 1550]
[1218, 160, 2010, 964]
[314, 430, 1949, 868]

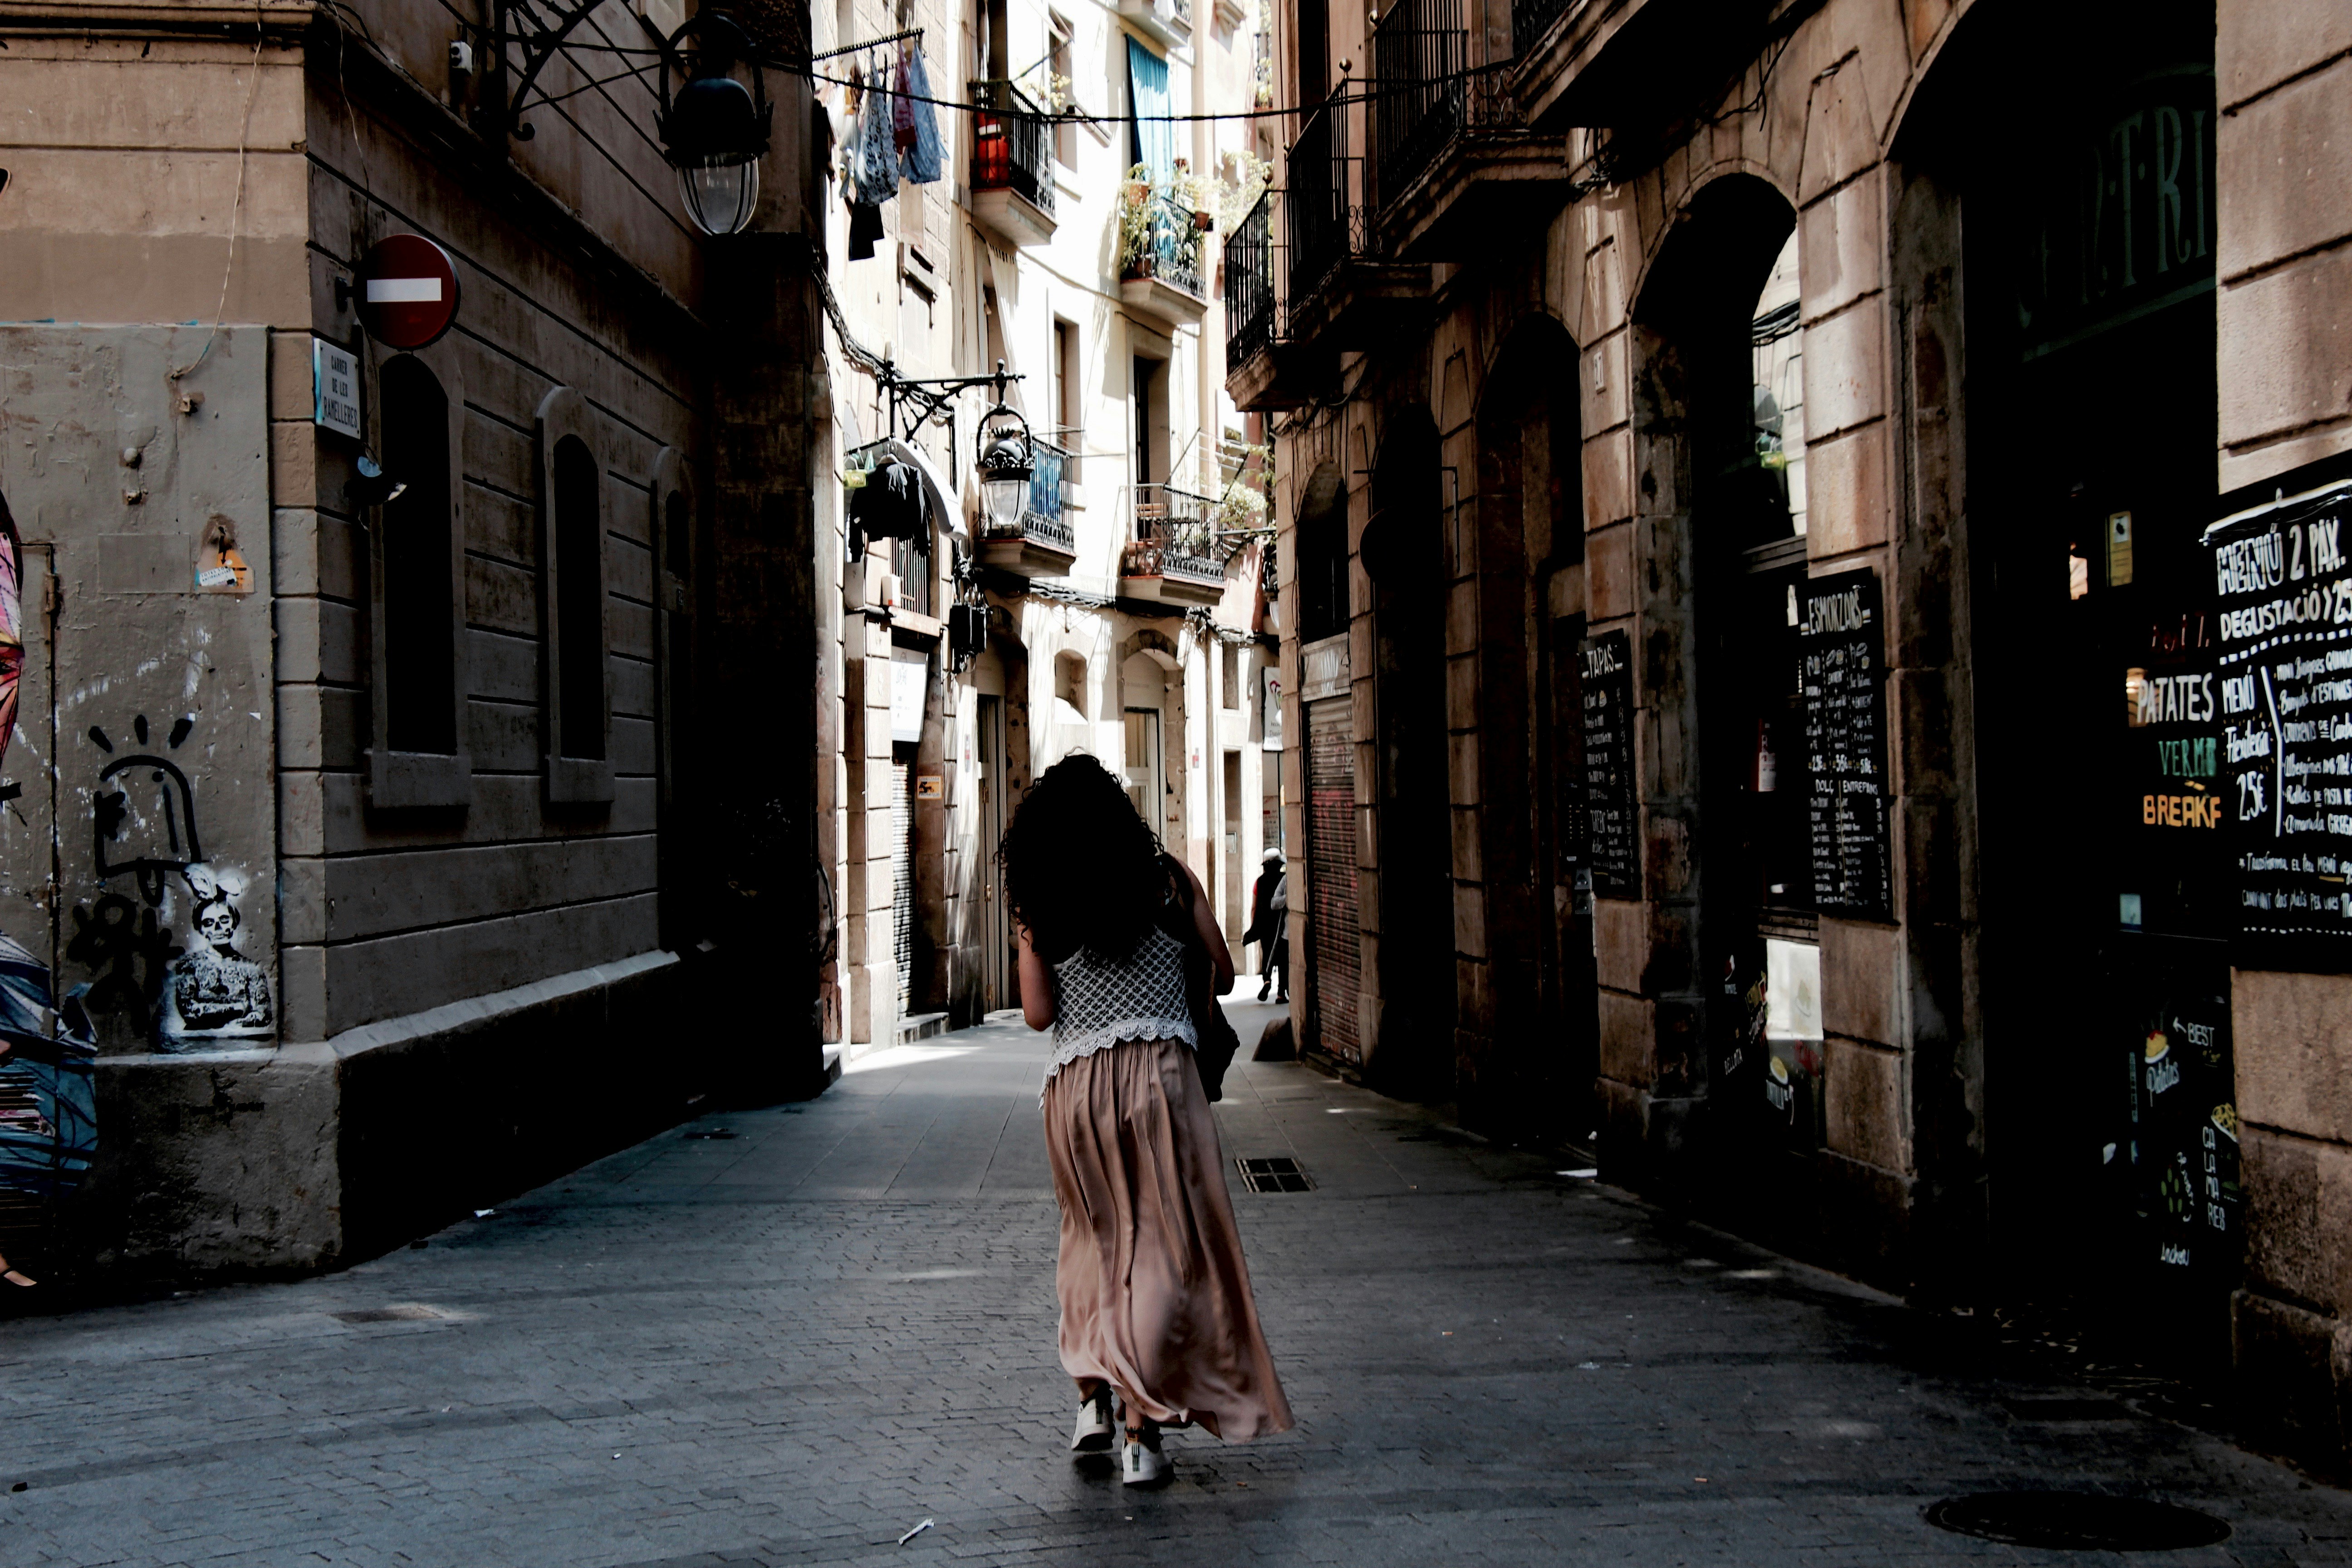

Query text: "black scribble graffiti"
[65, 892, 178, 1032]
[88, 715, 202, 908]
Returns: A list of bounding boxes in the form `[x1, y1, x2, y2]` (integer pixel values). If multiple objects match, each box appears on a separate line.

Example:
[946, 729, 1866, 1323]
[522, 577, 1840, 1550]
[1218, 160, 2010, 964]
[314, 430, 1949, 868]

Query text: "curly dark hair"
[997, 754, 1166, 965]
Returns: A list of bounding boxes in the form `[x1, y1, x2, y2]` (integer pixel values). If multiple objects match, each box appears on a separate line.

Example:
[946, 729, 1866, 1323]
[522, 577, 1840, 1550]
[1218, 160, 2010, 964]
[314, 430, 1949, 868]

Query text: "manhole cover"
[1925, 1492, 2230, 1550]
[1236, 1156, 1314, 1193]
[331, 1304, 444, 1325]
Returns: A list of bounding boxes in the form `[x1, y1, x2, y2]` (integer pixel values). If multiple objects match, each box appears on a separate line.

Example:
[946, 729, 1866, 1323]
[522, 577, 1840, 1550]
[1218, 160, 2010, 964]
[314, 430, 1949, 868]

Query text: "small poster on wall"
[2203, 479, 2352, 970]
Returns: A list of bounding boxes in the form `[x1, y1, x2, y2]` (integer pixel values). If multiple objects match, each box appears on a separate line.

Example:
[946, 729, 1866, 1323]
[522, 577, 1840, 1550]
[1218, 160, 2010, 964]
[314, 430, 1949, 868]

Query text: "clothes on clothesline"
[831, 39, 943, 255]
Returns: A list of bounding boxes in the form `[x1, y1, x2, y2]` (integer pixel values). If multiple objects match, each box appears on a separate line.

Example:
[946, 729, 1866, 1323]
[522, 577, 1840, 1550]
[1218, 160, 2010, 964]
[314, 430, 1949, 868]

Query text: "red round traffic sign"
[355, 234, 460, 351]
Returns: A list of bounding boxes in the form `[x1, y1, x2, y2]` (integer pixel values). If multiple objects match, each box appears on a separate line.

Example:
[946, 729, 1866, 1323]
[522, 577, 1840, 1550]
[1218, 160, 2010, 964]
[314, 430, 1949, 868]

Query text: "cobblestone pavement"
[6, 998, 2352, 1568]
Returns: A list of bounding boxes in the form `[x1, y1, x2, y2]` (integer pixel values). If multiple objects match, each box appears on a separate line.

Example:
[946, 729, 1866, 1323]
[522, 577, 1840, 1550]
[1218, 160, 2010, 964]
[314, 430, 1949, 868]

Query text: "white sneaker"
[1070, 1387, 1115, 1453]
[1121, 1426, 1170, 1486]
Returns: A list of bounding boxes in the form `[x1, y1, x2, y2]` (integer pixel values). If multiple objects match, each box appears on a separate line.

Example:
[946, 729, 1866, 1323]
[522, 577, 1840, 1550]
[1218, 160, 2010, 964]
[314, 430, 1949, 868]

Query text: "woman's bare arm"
[1017, 925, 1057, 1032]
[1179, 859, 1236, 993]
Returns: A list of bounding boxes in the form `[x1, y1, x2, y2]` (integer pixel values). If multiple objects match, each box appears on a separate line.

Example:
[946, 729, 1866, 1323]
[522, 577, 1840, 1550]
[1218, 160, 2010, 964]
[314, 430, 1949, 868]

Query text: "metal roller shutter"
[893, 760, 915, 1014]
[1306, 696, 1360, 1061]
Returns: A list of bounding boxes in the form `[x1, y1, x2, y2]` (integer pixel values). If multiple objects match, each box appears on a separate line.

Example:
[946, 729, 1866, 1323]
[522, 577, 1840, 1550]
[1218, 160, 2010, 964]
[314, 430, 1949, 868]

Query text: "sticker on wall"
[915, 774, 943, 800]
[193, 515, 254, 594]
[156, 865, 274, 1042]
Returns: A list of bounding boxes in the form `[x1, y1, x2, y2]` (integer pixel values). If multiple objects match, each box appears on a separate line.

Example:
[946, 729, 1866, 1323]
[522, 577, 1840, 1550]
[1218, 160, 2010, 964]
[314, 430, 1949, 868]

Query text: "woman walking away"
[1000, 755, 1293, 1485]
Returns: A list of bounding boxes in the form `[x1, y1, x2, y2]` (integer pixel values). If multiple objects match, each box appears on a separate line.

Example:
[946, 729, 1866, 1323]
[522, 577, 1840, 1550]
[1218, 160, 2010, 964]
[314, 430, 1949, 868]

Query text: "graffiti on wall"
[0, 492, 98, 1290]
[68, 714, 271, 1049]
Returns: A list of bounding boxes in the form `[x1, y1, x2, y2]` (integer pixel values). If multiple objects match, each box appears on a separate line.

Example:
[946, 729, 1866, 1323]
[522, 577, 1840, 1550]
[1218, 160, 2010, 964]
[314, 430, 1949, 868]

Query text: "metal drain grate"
[1236, 1156, 1315, 1193]
[683, 1128, 738, 1140]
[1924, 1493, 2230, 1551]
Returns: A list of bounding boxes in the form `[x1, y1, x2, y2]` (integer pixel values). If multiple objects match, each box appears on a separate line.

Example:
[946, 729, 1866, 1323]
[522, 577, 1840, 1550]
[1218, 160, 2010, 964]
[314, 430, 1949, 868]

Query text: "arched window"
[368, 349, 470, 808]
[537, 387, 613, 803]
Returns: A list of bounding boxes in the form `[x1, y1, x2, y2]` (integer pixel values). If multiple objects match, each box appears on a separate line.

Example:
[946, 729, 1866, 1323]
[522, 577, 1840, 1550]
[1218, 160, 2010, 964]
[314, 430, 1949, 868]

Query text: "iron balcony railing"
[981, 434, 1075, 551]
[1124, 191, 1205, 299]
[1372, 0, 1466, 202]
[1368, 0, 1526, 209]
[969, 81, 1056, 217]
[1122, 485, 1225, 588]
[1225, 189, 1276, 372]
[1286, 89, 1371, 304]
[1512, 0, 1571, 56]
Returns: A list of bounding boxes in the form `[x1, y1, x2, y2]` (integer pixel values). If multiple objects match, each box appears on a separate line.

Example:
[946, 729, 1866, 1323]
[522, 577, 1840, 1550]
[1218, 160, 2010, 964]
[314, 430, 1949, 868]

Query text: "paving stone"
[2, 1007, 2351, 1564]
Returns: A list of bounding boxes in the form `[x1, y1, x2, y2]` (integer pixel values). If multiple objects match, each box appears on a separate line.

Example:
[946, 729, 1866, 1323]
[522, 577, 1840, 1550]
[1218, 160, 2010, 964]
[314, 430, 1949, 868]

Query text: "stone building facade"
[0, 0, 829, 1274]
[1230, 0, 2352, 1473]
[813, 0, 1281, 1056]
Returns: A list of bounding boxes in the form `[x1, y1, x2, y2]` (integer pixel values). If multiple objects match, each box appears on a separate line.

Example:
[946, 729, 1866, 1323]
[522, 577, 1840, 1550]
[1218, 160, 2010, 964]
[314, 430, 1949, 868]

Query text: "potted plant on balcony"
[1119, 163, 1210, 280]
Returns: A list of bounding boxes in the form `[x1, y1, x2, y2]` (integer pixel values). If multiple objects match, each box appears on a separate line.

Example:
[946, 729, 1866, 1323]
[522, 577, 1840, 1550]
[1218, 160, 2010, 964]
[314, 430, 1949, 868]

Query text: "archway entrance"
[1632, 173, 1809, 1210]
[1910, 0, 2227, 1360]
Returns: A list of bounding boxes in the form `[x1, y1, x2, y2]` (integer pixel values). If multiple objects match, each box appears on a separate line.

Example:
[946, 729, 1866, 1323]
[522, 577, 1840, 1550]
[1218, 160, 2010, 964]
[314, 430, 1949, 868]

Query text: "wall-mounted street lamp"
[651, 15, 773, 236]
[975, 383, 1034, 534]
[477, 3, 773, 238]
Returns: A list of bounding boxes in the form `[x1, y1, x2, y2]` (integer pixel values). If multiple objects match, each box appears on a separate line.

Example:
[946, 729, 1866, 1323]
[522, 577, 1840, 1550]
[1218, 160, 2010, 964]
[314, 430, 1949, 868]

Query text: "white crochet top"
[1042, 924, 1197, 1098]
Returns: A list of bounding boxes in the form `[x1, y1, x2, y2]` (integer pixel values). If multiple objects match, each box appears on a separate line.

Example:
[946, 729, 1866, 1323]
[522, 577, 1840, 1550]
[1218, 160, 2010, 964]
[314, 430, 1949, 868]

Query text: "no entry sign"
[355, 235, 460, 350]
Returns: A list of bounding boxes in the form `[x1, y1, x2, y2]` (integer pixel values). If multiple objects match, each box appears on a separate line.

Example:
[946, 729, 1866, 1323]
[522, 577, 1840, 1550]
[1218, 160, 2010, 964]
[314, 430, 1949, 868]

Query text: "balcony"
[1512, 0, 1774, 133]
[1118, 190, 1210, 330]
[969, 83, 1058, 249]
[1117, 0, 1192, 48]
[1222, 189, 1323, 411]
[976, 436, 1077, 579]
[1286, 91, 1430, 348]
[1119, 486, 1229, 605]
[1370, 0, 1573, 260]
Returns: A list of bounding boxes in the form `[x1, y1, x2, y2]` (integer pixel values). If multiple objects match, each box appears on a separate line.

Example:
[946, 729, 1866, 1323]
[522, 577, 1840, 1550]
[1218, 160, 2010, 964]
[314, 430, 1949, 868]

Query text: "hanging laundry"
[892, 50, 918, 156]
[849, 457, 928, 542]
[847, 198, 885, 261]
[898, 45, 944, 185]
[856, 52, 902, 198]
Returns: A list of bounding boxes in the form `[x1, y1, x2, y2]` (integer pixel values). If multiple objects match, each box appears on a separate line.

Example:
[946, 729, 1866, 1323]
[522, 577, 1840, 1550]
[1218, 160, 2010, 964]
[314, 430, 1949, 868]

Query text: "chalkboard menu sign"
[2204, 480, 2352, 970]
[1798, 569, 1893, 920]
[1578, 630, 1639, 898]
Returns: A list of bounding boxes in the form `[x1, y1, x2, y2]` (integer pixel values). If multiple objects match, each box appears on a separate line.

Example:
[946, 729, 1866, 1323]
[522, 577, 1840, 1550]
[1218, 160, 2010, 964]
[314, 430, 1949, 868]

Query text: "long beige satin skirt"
[1042, 1036, 1294, 1441]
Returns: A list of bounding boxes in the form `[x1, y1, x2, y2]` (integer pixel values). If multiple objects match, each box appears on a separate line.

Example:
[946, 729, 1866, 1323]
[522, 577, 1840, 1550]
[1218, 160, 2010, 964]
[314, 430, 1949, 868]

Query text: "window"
[380, 358, 456, 754]
[1222, 642, 1241, 709]
[536, 387, 614, 804]
[1053, 318, 1081, 483]
[1296, 0, 1328, 104]
[892, 524, 934, 616]
[367, 348, 470, 808]
[1133, 354, 1166, 488]
[1049, 15, 1077, 168]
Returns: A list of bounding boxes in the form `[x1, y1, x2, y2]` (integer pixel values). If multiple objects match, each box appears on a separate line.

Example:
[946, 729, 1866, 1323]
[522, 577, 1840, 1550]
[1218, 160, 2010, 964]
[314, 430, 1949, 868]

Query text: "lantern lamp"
[976, 407, 1034, 534]
[657, 17, 772, 236]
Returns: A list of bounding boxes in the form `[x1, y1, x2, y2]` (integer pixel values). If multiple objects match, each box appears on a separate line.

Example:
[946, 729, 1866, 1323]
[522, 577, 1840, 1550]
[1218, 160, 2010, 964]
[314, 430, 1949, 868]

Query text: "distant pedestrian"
[1243, 850, 1289, 1001]
[998, 755, 1293, 1485]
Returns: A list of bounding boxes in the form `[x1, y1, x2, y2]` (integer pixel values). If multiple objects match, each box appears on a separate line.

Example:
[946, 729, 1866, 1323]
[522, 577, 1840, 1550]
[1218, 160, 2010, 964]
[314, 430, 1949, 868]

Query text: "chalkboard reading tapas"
[1798, 569, 1893, 920]
[1578, 629, 1640, 899]
[2203, 479, 2352, 970]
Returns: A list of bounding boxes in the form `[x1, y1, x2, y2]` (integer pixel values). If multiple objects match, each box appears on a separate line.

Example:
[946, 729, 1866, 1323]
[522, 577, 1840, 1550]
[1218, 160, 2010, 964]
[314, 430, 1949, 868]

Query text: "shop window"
[1750, 231, 1807, 538]
[1295, 466, 1348, 644]
[536, 387, 614, 804]
[367, 348, 471, 808]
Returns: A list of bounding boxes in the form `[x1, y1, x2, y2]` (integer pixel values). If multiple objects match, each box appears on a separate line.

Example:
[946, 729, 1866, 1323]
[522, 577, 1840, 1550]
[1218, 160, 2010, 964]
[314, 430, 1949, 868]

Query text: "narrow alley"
[5, 998, 2348, 1567]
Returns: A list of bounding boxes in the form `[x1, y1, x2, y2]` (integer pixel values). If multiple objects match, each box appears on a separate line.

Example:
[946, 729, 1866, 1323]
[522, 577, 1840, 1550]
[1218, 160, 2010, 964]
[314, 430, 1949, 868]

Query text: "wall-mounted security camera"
[349, 455, 408, 510]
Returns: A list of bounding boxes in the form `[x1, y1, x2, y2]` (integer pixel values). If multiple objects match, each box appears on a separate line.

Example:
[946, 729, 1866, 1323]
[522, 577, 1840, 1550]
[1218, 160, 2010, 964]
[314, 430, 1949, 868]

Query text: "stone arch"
[1116, 629, 1186, 845]
[1612, 167, 1799, 1196]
